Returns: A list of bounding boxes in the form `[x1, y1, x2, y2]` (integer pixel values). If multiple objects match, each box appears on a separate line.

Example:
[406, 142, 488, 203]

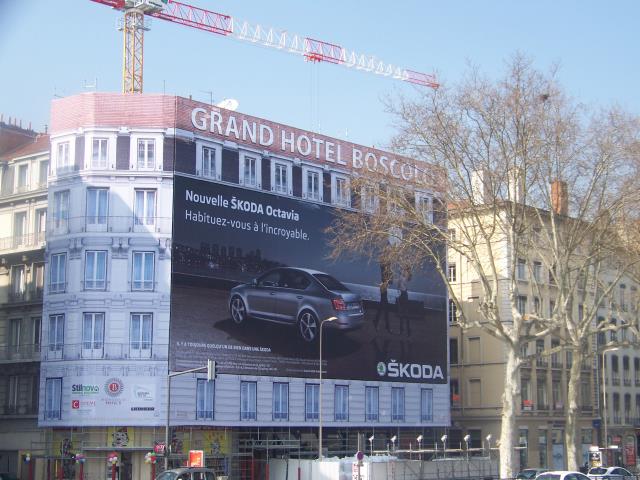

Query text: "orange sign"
[188, 450, 204, 468]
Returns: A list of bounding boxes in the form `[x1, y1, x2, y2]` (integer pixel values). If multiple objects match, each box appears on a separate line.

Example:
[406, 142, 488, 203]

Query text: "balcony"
[581, 405, 593, 414]
[536, 358, 548, 368]
[0, 232, 46, 253]
[42, 343, 168, 362]
[613, 414, 622, 424]
[0, 183, 47, 199]
[47, 216, 172, 237]
[6, 287, 43, 305]
[0, 404, 38, 416]
[611, 376, 620, 386]
[623, 377, 631, 386]
[553, 402, 564, 413]
[0, 343, 40, 362]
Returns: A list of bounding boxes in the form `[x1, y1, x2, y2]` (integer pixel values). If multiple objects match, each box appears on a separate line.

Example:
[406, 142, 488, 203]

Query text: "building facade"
[36, 92, 450, 479]
[0, 121, 49, 478]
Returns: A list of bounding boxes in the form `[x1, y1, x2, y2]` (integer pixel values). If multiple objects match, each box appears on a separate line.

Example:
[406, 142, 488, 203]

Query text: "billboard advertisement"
[170, 166, 448, 383]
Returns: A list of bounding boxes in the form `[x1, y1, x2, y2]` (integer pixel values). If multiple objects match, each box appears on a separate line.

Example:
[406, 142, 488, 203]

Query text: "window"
[271, 161, 291, 194]
[35, 209, 46, 241]
[611, 355, 620, 385]
[130, 313, 152, 358]
[9, 319, 21, 354]
[448, 300, 458, 324]
[8, 376, 19, 411]
[517, 295, 527, 315]
[518, 429, 528, 468]
[536, 339, 546, 367]
[240, 381, 257, 420]
[551, 339, 560, 368]
[332, 174, 350, 207]
[92, 138, 108, 168]
[635, 358, 640, 386]
[365, 386, 378, 421]
[468, 379, 481, 406]
[56, 142, 70, 173]
[137, 139, 155, 169]
[201, 146, 217, 179]
[538, 430, 547, 468]
[415, 192, 434, 223]
[82, 313, 104, 357]
[391, 387, 405, 421]
[521, 377, 531, 408]
[361, 185, 378, 213]
[241, 154, 260, 188]
[624, 394, 631, 423]
[134, 189, 156, 225]
[303, 166, 322, 201]
[450, 338, 459, 364]
[48, 315, 64, 353]
[334, 385, 349, 421]
[132, 252, 155, 291]
[17, 164, 28, 191]
[533, 261, 542, 282]
[32, 317, 41, 350]
[517, 258, 526, 280]
[273, 383, 288, 420]
[10, 265, 25, 298]
[52, 190, 69, 230]
[196, 379, 214, 420]
[49, 253, 66, 293]
[447, 263, 457, 282]
[84, 251, 107, 290]
[305, 384, 319, 420]
[13, 211, 26, 247]
[552, 380, 562, 410]
[537, 380, 548, 409]
[86, 188, 108, 225]
[623, 356, 630, 385]
[533, 297, 541, 314]
[38, 160, 48, 186]
[421, 388, 433, 421]
[45, 378, 62, 419]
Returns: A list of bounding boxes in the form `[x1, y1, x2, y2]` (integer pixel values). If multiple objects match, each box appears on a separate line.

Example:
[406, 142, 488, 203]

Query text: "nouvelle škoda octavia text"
[228, 267, 364, 342]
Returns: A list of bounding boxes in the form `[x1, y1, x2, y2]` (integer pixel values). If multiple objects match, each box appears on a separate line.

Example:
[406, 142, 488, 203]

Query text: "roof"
[0, 134, 49, 162]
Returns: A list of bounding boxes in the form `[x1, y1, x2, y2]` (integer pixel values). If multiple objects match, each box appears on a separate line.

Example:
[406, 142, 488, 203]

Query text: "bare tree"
[327, 56, 640, 476]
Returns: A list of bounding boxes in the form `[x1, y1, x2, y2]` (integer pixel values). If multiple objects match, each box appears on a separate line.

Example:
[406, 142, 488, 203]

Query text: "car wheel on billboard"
[298, 310, 319, 343]
[230, 296, 248, 325]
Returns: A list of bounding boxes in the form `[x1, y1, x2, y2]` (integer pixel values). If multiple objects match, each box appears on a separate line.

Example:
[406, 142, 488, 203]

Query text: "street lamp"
[318, 316, 337, 461]
[368, 435, 375, 457]
[390, 435, 397, 452]
[463, 434, 471, 459]
[601, 346, 620, 451]
[416, 435, 423, 450]
[485, 434, 492, 457]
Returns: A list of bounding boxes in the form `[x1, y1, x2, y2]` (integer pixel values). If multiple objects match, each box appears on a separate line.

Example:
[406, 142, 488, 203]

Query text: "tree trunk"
[500, 346, 519, 479]
[565, 349, 583, 471]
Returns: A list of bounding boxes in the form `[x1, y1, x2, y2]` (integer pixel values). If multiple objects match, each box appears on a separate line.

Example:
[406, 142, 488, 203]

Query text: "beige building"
[446, 188, 602, 471]
[0, 119, 49, 478]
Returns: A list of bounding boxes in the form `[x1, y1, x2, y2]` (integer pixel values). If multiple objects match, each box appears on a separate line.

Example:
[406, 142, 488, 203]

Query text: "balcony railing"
[536, 358, 548, 368]
[0, 183, 46, 199]
[0, 343, 41, 362]
[613, 414, 622, 424]
[0, 232, 45, 252]
[623, 377, 631, 386]
[581, 406, 593, 414]
[0, 404, 38, 416]
[611, 376, 620, 386]
[42, 343, 168, 361]
[47, 216, 172, 237]
[7, 287, 43, 304]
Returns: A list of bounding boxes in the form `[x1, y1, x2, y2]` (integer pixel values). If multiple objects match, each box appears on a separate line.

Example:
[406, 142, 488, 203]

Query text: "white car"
[587, 466, 635, 480]
[537, 472, 591, 480]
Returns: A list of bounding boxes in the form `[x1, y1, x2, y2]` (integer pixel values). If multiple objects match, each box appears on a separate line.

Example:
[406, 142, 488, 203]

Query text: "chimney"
[508, 167, 525, 203]
[471, 169, 491, 205]
[551, 180, 568, 216]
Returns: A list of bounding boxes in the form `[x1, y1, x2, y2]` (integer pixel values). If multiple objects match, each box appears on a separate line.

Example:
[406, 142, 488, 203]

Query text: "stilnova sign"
[190, 107, 432, 184]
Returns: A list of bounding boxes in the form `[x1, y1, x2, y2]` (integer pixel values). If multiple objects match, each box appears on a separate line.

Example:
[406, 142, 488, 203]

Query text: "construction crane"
[90, 0, 440, 94]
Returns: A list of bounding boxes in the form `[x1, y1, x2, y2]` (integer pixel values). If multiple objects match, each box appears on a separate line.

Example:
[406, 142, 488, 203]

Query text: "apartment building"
[0, 120, 49, 477]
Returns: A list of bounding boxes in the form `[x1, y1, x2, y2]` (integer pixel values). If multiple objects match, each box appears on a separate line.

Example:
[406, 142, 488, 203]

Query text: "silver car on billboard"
[228, 267, 364, 342]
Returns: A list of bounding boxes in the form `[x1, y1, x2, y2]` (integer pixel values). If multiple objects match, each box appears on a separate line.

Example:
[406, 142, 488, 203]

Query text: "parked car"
[587, 466, 635, 480]
[516, 468, 550, 479]
[156, 467, 217, 480]
[229, 267, 364, 342]
[537, 472, 591, 480]
[0, 473, 18, 480]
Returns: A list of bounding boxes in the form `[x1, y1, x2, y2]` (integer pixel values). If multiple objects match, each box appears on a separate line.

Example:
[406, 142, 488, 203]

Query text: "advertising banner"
[171, 170, 447, 383]
[69, 375, 161, 421]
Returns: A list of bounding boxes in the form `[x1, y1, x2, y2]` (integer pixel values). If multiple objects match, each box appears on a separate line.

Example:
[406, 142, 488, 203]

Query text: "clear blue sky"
[1, 0, 638, 149]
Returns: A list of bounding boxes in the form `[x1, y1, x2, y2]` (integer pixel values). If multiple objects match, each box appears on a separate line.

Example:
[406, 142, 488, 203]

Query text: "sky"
[0, 0, 639, 150]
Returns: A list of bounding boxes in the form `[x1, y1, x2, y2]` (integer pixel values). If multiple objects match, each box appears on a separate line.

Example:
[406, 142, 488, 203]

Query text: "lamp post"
[416, 435, 423, 461]
[368, 435, 375, 457]
[601, 346, 620, 452]
[390, 435, 397, 453]
[463, 434, 471, 460]
[485, 434, 492, 458]
[318, 316, 337, 461]
[440, 435, 447, 459]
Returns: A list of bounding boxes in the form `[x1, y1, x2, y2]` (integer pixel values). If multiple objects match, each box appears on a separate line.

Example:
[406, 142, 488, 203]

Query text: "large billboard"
[170, 166, 448, 383]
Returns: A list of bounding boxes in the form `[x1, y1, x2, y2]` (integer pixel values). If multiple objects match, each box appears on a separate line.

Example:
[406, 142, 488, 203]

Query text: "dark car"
[156, 467, 217, 480]
[516, 468, 550, 479]
[229, 267, 364, 342]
